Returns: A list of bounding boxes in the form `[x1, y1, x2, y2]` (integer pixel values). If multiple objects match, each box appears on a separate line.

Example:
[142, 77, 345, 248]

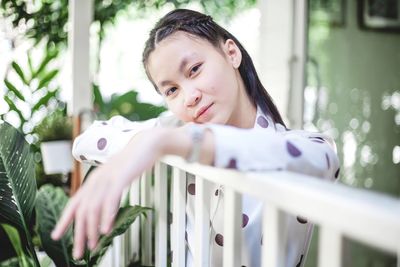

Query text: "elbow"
[71, 135, 83, 162]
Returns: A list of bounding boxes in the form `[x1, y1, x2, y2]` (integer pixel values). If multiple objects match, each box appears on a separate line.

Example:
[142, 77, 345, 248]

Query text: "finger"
[52, 194, 81, 240]
[87, 195, 102, 250]
[73, 206, 87, 260]
[100, 192, 121, 234]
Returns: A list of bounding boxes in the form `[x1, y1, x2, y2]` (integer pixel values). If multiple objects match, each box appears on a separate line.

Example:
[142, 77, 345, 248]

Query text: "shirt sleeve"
[204, 124, 340, 181]
[72, 115, 159, 165]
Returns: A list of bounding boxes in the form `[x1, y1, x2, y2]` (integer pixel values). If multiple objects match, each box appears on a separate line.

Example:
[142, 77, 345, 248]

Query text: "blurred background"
[0, 0, 399, 266]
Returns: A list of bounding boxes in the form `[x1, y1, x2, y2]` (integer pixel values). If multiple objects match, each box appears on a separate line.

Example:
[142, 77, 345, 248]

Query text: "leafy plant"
[0, 0, 257, 48]
[0, 122, 150, 266]
[0, 122, 40, 266]
[93, 84, 167, 121]
[34, 108, 72, 142]
[1, 47, 61, 137]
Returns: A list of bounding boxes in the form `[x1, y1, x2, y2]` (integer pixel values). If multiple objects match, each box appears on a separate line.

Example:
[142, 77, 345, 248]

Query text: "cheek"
[204, 64, 236, 95]
[166, 101, 193, 122]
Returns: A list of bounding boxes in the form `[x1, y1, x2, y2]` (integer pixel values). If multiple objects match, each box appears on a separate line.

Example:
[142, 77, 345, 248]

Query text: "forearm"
[127, 126, 215, 166]
[163, 126, 215, 165]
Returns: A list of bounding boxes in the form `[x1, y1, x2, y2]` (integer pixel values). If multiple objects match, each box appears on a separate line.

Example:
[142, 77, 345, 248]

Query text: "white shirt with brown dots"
[72, 106, 340, 267]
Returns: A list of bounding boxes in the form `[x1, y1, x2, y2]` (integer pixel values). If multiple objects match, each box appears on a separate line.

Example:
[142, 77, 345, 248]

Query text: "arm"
[52, 125, 213, 259]
[52, 123, 339, 259]
[72, 115, 159, 165]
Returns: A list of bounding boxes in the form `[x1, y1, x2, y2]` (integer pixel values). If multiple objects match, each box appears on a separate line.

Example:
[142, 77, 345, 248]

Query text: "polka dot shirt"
[72, 106, 340, 267]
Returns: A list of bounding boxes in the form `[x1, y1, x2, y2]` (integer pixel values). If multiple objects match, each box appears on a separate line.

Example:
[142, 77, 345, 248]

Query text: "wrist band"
[186, 123, 205, 163]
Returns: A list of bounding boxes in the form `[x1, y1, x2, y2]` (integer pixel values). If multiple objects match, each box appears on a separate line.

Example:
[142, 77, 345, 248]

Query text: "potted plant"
[34, 108, 73, 178]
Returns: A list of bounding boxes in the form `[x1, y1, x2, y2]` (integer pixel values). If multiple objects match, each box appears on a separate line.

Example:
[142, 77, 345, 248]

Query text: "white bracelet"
[186, 123, 205, 163]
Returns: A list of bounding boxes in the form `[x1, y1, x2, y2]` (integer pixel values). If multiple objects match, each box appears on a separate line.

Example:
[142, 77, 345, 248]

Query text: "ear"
[222, 39, 242, 69]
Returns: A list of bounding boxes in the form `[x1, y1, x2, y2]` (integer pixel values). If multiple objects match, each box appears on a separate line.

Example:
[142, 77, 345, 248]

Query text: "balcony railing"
[99, 155, 400, 267]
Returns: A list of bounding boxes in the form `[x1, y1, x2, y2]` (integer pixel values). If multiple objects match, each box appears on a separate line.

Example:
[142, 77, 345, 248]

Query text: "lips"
[195, 103, 213, 119]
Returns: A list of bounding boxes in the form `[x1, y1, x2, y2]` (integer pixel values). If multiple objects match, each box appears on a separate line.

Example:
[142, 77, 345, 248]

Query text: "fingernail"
[73, 252, 80, 260]
[51, 231, 57, 240]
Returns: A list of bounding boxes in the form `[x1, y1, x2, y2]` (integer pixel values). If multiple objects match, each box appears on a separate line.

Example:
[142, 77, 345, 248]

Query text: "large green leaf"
[36, 185, 74, 267]
[0, 122, 39, 265]
[0, 122, 36, 230]
[89, 205, 151, 266]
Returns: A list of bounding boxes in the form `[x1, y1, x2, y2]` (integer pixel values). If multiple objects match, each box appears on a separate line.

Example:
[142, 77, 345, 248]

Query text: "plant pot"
[40, 140, 73, 175]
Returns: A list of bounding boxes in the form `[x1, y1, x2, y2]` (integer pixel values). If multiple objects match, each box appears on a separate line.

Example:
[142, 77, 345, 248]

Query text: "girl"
[52, 9, 340, 267]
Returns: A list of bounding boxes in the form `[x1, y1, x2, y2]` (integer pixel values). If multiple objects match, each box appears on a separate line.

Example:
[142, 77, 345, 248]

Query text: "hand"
[51, 128, 167, 259]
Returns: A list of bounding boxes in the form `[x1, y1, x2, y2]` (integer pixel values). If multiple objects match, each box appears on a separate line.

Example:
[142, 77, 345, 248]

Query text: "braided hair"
[142, 9, 286, 126]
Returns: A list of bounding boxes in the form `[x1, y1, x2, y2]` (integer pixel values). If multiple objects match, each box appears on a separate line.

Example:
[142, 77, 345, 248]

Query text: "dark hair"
[142, 9, 286, 126]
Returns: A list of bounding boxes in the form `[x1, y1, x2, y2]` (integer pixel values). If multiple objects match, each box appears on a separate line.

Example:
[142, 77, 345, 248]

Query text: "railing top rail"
[161, 155, 400, 254]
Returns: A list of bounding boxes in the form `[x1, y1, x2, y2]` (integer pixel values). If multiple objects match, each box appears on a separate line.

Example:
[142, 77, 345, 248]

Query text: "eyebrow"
[159, 55, 193, 87]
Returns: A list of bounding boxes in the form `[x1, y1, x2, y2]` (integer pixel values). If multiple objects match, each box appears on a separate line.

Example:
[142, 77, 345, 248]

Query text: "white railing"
[102, 155, 400, 267]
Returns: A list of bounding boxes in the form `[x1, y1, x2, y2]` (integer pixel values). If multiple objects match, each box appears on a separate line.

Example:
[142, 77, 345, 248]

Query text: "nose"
[184, 87, 201, 107]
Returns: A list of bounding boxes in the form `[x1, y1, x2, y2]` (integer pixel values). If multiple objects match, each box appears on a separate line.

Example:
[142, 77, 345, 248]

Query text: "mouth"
[195, 103, 214, 119]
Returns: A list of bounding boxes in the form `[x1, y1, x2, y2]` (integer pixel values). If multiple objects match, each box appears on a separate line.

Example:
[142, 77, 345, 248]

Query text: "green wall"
[305, 1, 400, 266]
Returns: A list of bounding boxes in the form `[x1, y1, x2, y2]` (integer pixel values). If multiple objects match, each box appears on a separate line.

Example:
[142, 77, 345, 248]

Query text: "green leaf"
[4, 79, 25, 101]
[0, 122, 39, 266]
[4, 95, 26, 126]
[32, 89, 58, 112]
[11, 62, 28, 85]
[92, 84, 105, 113]
[36, 185, 73, 267]
[39, 255, 53, 267]
[89, 205, 151, 265]
[1, 224, 32, 267]
[33, 49, 58, 79]
[27, 52, 34, 80]
[0, 257, 20, 267]
[35, 70, 59, 91]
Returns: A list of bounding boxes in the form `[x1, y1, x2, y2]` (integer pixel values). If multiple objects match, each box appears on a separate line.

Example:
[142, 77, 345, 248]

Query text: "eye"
[165, 87, 178, 97]
[189, 63, 202, 77]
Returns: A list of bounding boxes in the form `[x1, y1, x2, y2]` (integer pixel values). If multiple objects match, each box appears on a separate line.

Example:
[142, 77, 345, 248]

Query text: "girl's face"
[147, 31, 254, 126]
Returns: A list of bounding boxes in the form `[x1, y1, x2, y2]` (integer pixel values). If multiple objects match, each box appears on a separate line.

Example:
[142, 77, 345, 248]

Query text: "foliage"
[1, 47, 61, 137]
[33, 108, 72, 142]
[0, 122, 40, 266]
[93, 84, 167, 121]
[0, 122, 150, 266]
[0, 0, 257, 48]
[36, 185, 74, 267]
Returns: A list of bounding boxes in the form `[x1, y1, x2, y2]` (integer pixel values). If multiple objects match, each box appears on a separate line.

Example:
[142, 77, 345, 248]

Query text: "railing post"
[128, 177, 141, 263]
[195, 176, 211, 267]
[318, 227, 342, 267]
[140, 170, 153, 266]
[223, 187, 242, 267]
[154, 162, 168, 267]
[262, 203, 286, 267]
[172, 168, 187, 267]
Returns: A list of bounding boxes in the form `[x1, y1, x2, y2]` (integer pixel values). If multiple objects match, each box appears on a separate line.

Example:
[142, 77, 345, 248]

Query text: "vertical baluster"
[172, 167, 187, 267]
[397, 248, 399, 267]
[397, 247, 399, 267]
[140, 170, 153, 266]
[112, 235, 123, 267]
[195, 176, 211, 267]
[318, 227, 342, 267]
[223, 187, 242, 267]
[261, 203, 286, 267]
[155, 162, 168, 267]
[129, 178, 141, 263]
